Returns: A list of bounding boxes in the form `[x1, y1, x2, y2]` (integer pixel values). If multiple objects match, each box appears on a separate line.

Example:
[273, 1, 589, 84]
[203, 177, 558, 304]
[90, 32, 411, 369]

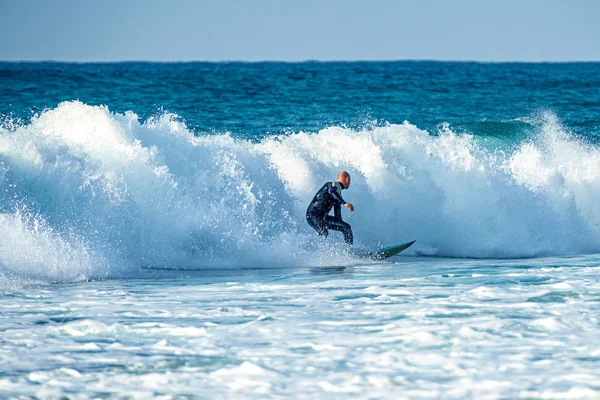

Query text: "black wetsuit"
[306, 181, 353, 245]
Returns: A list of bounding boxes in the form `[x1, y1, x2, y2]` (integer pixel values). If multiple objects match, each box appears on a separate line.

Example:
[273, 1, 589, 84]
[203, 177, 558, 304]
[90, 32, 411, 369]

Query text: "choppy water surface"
[2, 256, 600, 399]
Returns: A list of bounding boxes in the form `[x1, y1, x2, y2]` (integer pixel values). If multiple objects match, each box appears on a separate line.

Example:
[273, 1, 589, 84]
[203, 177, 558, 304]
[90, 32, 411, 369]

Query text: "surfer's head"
[337, 171, 351, 189]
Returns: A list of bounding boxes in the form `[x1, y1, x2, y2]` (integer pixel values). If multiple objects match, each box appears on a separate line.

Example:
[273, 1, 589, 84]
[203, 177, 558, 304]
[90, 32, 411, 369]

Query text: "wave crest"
[1, 102, 599, 282]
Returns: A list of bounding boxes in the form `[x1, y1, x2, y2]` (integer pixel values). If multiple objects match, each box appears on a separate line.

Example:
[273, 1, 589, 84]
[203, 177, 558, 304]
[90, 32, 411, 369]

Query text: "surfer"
[306, 171, 354, 245]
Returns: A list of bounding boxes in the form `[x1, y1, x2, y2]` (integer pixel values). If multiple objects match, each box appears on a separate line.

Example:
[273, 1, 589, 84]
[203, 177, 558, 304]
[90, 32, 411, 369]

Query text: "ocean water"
[1, 61, 600, 398]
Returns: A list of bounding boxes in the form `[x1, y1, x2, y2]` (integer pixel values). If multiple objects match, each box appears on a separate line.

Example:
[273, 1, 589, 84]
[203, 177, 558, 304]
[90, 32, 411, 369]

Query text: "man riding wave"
[306, 171, 354, 245]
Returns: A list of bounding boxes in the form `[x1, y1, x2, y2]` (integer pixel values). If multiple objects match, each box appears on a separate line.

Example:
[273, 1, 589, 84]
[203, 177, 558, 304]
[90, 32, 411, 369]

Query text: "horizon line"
[1, 59, 600, 64]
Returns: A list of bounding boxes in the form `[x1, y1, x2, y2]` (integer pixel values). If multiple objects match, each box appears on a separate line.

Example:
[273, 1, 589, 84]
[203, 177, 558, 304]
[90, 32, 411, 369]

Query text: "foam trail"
[1, 102, 600, 283]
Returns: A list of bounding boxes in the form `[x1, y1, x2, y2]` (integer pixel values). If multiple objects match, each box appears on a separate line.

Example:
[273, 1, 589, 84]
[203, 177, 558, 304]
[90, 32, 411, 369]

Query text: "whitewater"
[2, 61, 600, 398]
[2, 101, 600, 284]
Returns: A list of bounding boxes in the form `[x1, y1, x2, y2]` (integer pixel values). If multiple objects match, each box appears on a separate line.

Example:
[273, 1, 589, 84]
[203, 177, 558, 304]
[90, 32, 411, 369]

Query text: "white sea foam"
[1, 102, 600, 282]
[2, 255, 600, 398]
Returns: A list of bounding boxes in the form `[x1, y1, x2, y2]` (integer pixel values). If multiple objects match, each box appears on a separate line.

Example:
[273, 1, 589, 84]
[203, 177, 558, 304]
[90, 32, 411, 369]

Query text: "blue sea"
[1, 61, 600, 399]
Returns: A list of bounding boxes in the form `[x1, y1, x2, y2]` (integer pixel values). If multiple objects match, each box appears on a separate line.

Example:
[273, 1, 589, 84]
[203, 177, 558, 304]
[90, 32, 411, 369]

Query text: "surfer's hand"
[344, 202, 354, 212]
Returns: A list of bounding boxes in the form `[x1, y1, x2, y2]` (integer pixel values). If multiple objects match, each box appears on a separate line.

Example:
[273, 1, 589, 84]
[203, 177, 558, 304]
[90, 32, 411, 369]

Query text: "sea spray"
[1, 102, 600, 283]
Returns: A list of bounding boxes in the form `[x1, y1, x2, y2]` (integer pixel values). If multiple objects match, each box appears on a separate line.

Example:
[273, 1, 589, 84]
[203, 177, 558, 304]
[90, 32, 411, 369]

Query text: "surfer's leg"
[324, 216, 353, 245]
[306, 213, 328, 237]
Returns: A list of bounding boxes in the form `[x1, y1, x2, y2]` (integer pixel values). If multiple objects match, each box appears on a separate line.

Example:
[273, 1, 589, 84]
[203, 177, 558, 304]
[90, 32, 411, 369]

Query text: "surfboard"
[357, 240, 416, 260]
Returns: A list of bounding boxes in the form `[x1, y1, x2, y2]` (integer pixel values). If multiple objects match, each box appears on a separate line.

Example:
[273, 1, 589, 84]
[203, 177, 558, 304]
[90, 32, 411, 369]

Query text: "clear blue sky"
[1, 0, 599, 61]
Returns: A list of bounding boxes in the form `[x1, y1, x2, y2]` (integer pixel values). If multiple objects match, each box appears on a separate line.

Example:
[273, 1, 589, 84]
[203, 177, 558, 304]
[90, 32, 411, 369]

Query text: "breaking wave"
[1, 101, 599, 283]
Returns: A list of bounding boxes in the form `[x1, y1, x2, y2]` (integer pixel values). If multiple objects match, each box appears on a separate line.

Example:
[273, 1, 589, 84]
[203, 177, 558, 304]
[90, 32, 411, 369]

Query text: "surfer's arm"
[328, 183, 354, 213]
[328, 184, 346, 205]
